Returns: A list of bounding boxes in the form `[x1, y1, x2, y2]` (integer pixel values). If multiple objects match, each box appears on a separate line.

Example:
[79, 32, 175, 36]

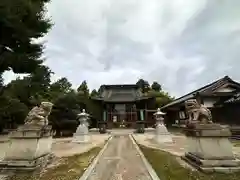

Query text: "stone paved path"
[86, 135, 152, 180]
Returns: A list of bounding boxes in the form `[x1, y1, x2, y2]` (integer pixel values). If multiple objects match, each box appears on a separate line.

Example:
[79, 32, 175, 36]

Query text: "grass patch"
[7, 146, 101, 180]
[140, 145, 240, 180]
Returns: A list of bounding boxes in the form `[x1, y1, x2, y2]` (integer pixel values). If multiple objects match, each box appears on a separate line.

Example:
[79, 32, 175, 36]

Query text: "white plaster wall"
[203, 98, 217, 108]
[215, 87, 235, 93]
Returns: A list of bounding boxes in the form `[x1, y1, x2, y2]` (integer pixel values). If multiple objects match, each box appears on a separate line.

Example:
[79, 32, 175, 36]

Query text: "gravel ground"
[0, 175, 7, 180]
[87, 135, 152, 180]
[51, 134, 110, 157]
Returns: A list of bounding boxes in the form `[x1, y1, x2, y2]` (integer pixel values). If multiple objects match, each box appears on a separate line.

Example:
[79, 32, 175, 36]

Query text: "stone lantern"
[72, 109, 90, 143]
[154, 108, 172, 143]
[154, 108, 165, 126]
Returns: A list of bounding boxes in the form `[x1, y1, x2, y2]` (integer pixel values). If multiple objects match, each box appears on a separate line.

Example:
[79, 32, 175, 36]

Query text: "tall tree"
[0, 74, 3, 87]
[136, 79, 145, 89]
[29, 65, 53, 92]
[49, 91, 85, 137]
[97, 86, 104, 95]
[0, 73, 3, 95]
[136, 79, 150, 93]
[90, 89, 98, 97]
[151, 81, 162, 92]
[0, 95, 28, 132]
[0, 0, 52, 74]
[49, 77, 72, 101]
[148, 90, 175, 108]
[77, 80, 89, 96]
[4, 65, 53, 106]
[50, 78, 72, 93]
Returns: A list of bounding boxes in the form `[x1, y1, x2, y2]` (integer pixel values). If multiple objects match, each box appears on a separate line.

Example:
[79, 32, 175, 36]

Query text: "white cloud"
[3, 0, 240, 97]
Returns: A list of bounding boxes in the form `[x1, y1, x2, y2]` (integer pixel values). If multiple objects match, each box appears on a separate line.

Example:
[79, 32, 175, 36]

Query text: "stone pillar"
[0, 137, 9, 161]
[182, 124, 240, 173]
[98, 121, 107, 134]
[98, 110, 107, 133]
[0, 125, 53, 171]
[136, 109, 145, 133]
[154, 108, 172, 143]
[72, 109, 90, 143]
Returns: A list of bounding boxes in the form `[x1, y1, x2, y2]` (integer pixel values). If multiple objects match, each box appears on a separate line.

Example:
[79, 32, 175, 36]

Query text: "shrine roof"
[161, 76, 240, 110]
[223, 92, 240, 104]
[100, 84, 139, 89]
[91, 84, 153, 102]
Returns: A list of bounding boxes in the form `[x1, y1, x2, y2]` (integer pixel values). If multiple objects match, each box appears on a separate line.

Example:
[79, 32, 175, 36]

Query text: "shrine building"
[161, 76, 240, 127]
[91, 84, 156, 128]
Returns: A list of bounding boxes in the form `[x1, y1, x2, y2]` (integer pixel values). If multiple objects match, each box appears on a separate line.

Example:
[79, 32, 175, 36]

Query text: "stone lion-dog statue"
[184, 99, 213, 125]
[24, 101, 54, 126]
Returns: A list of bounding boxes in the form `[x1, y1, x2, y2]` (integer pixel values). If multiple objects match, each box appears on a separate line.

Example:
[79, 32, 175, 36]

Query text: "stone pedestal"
[0, 137, 9, 161]
[72, 124, 90, 143]
[155, 124, 172, 143]
[72, 134, 90, 143]
[153, 108, 172, 143]
[136, 121, 145, 134]
[0, 125, 53, 171]
[98, 121, 107, 134]
[182, 124, 240, 173]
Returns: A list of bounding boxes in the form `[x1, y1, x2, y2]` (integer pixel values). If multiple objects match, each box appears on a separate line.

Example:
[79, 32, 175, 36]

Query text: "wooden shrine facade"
[161, 76, 240, 127]
[91, 84, 156, 128]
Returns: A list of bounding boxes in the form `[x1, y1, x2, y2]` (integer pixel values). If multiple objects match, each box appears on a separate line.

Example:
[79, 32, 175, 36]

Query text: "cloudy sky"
[3, 0, 240, 97]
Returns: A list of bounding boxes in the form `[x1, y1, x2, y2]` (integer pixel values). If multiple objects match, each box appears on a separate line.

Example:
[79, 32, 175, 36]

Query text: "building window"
[179, 111, 186, 119]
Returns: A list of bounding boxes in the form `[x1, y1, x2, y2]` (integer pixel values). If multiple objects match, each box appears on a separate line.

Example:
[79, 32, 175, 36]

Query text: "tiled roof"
[161, 76, 240, 110]
[224, 92, 240, 104]
[100, 84, 138, 89]
[91, 84, 153, 102]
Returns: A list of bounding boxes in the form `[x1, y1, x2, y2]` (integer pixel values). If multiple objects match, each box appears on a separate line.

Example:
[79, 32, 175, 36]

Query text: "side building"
[91, 84, 156, 128]
[161, 76, 240, 127]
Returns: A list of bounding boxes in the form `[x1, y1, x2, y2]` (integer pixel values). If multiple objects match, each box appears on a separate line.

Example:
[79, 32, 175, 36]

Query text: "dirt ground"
[0, 134, 110, 158]
[0, 134, 110, 180]
[52, 134, 110, 157]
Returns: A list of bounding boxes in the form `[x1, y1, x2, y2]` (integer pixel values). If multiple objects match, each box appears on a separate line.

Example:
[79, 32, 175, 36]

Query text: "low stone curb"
[78, 135, 113, 180]
[130, 134, 161, 180]
[132, 134, 185, 157]
[137, 142, 183, 157]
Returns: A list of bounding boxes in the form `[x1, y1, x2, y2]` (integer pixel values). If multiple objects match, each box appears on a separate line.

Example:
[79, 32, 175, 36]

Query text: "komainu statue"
[185, 99, 213, 125]
[24, 101, 54, 126]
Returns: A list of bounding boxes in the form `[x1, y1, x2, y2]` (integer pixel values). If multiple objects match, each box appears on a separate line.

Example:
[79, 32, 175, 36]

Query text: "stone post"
[98, 110, 107, 134]
[136, 110, 145, 133]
